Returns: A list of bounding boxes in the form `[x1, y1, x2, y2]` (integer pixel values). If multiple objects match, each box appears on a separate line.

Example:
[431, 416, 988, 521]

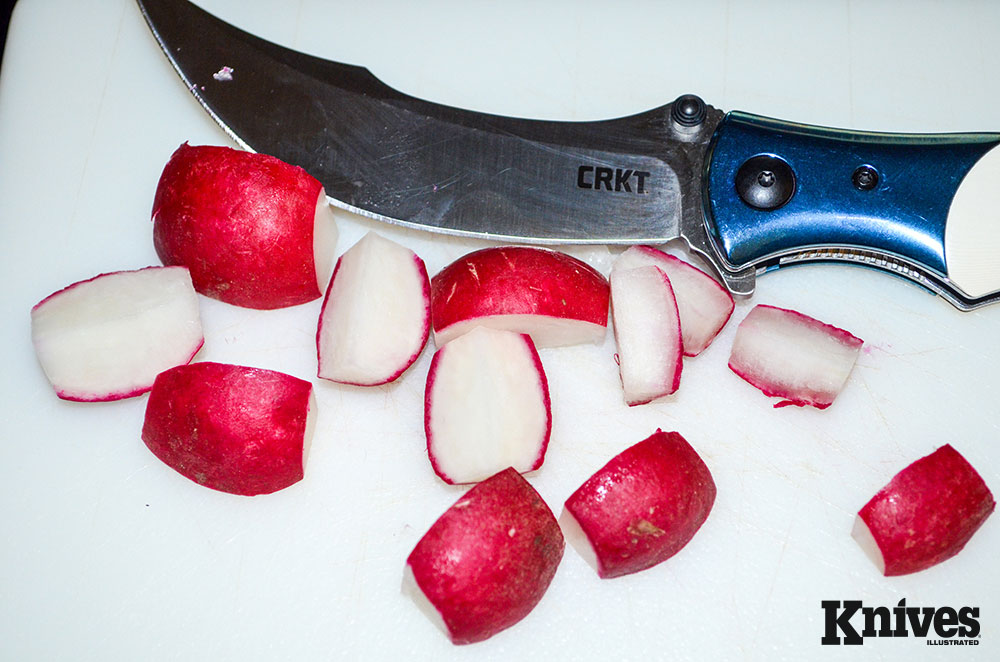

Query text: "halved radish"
[317, 231, 430, 386]
[610, 265, 683, 406]
[404, 467, 564, 645]
[728, 304, 863, 409]
[152, 142, 338, 310]
[30, 266, 203, 402]
[424, 326, 551, 485]
[853, 444, 995, 576]
[612, 245, 734, 356]
[561, 430, 716, 579]
[141, 362, 316, 496]
[430, 246, 610, 347]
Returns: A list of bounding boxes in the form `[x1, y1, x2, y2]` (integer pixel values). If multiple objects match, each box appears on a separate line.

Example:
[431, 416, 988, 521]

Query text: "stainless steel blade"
[136, 0, 724, 249]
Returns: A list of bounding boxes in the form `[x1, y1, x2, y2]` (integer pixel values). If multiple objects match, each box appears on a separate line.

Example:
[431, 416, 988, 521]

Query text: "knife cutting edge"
[136, 0, 1000, 310]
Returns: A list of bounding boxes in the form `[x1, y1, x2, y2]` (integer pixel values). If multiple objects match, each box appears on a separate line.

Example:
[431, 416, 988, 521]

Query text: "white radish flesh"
[424, 326, 551, 484]
[728, 304, 862, 409]
[610, 265, 683, 406]
[317, 231, 430, 386]
[31, 266, 203, 402]
[613, 245, 734, 356]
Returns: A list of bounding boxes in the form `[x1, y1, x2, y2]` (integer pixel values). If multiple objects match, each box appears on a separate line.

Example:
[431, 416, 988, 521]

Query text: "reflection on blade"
[136, 0, 720, 245]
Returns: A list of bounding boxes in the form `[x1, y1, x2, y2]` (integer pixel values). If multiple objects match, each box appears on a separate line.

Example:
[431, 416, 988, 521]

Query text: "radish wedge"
[424, 326, 551, 484]
[317, 232, 430, 386]
[431, 246, 610, 348]
[610, 265, 683, 406]
[613, 245, 734, 356]
[30, 266, 203, 402]
[142, 362, 316, 496]
[728, 304, 863, 409]
[561, 430, 716, 578]
[404, 467, 564, 645]
[853, 444, 995, 576]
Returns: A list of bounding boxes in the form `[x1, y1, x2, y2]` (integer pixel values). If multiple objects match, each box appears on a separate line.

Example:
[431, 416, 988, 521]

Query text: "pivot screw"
[735, 154, 796, 210]
[852, 165, 879, 191]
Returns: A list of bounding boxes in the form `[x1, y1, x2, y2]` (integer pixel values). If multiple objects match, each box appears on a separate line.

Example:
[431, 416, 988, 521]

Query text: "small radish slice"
[317, 231, 430, 386]
[141, 362, 316, 496]
[613, 245, 734, 356]
[404, 467, 564, 645]
[853, 444, 995, 576]
[424, 326, 551, 484]
[560, 429, 716, 579]
[728, 304, 863, 409]
[431, 246, 610, 348]
[30, 266, 203, 402]
[610, 265, 683, 406]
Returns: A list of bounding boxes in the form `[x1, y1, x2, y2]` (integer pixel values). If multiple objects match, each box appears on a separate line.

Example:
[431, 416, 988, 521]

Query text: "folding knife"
[137, 0, 1000, 310]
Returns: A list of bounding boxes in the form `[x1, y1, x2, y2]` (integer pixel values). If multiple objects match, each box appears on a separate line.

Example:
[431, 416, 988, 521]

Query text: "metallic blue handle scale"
[705, 113, 1000, 307]
[136, 0, 1000, 311]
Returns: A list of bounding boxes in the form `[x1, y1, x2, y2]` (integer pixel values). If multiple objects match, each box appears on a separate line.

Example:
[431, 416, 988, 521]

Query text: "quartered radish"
[612, 245, 734, 356]
[141, 362, 316, 496]
[424, 326, 551, 485]
[404, 467, 564, 645]
[317, 231, 430, 386]
[610, 265, 683, 406]
[853, 444, 995, 576]
[30, 266, 203, 402]
[728, 304, 863, 409]
[560, 429, 716, 579]
[430, 246, 610, 347]
[152, 143, 338, 310]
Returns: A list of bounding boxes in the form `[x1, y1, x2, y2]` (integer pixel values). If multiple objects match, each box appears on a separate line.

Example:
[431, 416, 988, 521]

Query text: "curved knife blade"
[135, 0, 726, 253]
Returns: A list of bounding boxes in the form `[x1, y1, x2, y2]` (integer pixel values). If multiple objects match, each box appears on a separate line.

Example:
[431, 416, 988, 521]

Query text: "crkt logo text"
[577, 165, 651, 194]
[821, 599, 980, 645]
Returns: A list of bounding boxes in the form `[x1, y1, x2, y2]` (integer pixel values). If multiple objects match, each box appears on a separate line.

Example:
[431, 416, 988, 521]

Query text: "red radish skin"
[30, 266, 203, 402]
[316, 232, 431, 386]
[610, 265, 683, 406]
[613, 245, 734, 356]
[430, 246, 610, 347]
[728, 304, 863, 409]
[152, 142, 337, 309]
[424, 327, 551, 485]
[561, 430, 716, 579]
[141, 362, 315, 496]
[853, 444, 995, 576]
[404, 467, 564, 645]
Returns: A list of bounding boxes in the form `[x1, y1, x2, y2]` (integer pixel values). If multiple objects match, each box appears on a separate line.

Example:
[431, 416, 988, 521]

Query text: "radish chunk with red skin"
[404, 467, 564, 645]
[561, 430, 716, 579]
[317, 231, 430, 386]
[613, 245, 734, 356]
[424, 326, 551, 485]
[728, 304, 863, 409]
[853, 444, 995, 576]
[141, 362, 316, 496]
[430, 246, 610, 347]
[30, 266, 203, 402]
[610, 265, 683, 406]
[152, 142, 338, 310]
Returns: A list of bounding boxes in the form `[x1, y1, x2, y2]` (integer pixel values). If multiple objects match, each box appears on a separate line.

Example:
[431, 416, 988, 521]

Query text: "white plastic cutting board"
[2, 2, 999, 660]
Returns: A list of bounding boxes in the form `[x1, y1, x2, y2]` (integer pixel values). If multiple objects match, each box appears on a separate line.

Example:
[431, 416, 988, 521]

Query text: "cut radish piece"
[424, 326, 551, 484]
[853, 444, 995, 576]
[30, 266, 203, 402]
[430, 246, 610, 347]
[317, 231, 430, 386]
[141, 362, 316, 496]
[610, 265, 683, 406]
[561, 430, 716, 579]
[404, 467, 564, 645]
[613, 245, 734, 356]
[728, 304, 863, 409]
[152, 142, 338, 309]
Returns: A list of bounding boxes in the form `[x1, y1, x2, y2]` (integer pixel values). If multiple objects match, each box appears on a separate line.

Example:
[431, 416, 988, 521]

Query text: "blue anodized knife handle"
[704, 111, 1000, 305]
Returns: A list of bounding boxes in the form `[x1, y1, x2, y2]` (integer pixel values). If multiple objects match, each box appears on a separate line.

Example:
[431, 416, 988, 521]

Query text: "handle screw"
[852, 165, 879, 191]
